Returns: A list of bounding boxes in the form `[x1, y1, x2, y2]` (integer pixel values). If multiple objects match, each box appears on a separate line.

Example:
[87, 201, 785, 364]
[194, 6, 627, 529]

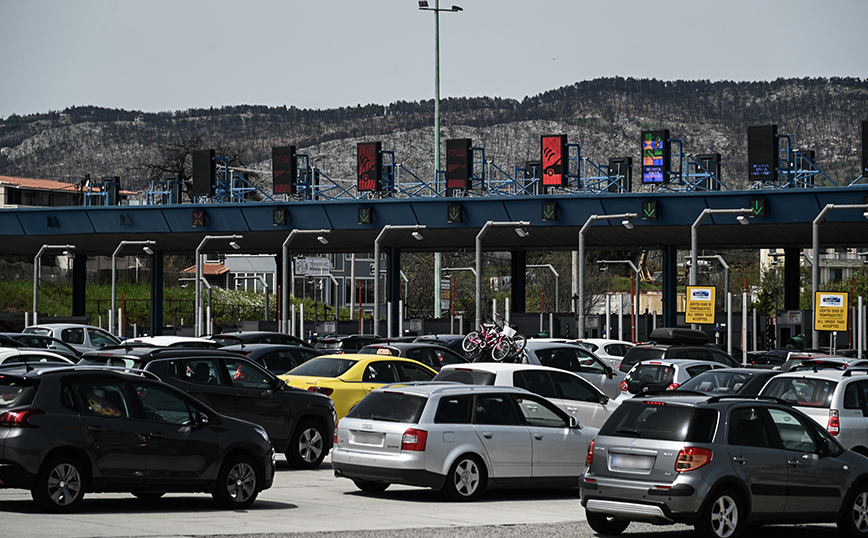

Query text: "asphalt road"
[0, 455, 844, 538]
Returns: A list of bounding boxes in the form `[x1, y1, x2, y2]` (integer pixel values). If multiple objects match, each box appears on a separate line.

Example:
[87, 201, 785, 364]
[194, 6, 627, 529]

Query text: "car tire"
[586, 511, 630, 535]
[695, 488, 743, 538]
[353, 480, 389, 493]
[286, 420, 327, 469]
[441, 454, 485, 501]
[212, 455, 260, 509]
[837, 482, 868, 536]
[31, 455, 86, 512]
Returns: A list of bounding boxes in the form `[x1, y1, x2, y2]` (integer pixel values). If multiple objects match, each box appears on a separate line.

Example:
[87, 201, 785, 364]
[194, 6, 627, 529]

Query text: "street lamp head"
[411, 231, 424, 241]
[418, 1, 428, 7]
[317, 235, 329, 245]
[863, 210, 868, 220]
[737, 215, 750, 225]
[142, 245, 154, 255]
[229, 241, 241, 250]
[515, 227, 529, 238]
[451, 5, 463, 11]
[621, 219, 634, 230]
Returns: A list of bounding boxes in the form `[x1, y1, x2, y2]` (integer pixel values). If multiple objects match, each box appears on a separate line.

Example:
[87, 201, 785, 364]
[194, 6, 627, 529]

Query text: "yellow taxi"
[279, 353, 438, 419]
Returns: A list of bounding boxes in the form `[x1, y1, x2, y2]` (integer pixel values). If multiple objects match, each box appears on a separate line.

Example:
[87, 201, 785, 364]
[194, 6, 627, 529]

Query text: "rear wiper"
[370, 416, 401, 422]
[615, 428, 640, 436]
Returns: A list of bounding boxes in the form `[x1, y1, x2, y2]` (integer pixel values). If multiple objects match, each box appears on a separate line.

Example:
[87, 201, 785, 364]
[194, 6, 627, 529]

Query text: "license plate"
[351, 431, 384, 446]
[610, 453, 654, 471]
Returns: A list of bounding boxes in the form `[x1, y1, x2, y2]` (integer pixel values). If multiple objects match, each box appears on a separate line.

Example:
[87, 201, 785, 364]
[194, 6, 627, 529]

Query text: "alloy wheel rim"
[299, 428, 324, 463]
[226, 462, 256, 503]
[47, 463, 82, 506]
[710, 495, 738, 538]
[454, 459, 480, 496]
[852, 491, 868, 532]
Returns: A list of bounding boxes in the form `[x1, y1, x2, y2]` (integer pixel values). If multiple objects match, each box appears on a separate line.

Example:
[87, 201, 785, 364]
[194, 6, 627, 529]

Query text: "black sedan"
[220, 343, 324, 375]
[674, 367, 781, 396]
[358, 342, 469, 371]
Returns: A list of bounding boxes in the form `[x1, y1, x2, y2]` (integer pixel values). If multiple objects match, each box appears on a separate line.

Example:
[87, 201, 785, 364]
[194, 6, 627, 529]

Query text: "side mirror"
[599, 394, 610, 405]
[196, 412, 210, 428]
[820, 438, 836, 456]
[569, 416, 580, 429]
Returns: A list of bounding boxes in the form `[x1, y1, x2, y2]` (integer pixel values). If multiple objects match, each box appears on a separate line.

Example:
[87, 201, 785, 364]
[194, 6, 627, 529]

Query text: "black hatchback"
[79, 347, 335, 469]
[0, 364, 274, 512]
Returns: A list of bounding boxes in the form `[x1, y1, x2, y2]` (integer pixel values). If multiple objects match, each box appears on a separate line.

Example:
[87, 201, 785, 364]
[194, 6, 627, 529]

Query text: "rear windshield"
[0, 377, 37, 408]
[346, 392, 426, 423]
[289, 357, 356, 377]
[761, 377, 837, 408]
[622, 347, 666, 367]
[210, 336, 243, 347]
[315, 341, 343, 350]
[79, 356, 139, 368]
[432, 369, 496, 385]
[627, 364, 676, 385]
[599, 401, 718, 442]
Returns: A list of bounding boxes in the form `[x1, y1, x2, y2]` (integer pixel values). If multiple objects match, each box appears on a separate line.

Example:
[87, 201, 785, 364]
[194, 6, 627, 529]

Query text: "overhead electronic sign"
[272, 146, 297, 195]
[357, 142, 382, 192]
[446, 139, 472, 190]
[641, 130, 670, 184]
[540, 135, 567, 187]
[607, 157, 633, 192]
[863, 120, 868, 178]
[748, 125, 778, 182]
[191, 149, 215, 197]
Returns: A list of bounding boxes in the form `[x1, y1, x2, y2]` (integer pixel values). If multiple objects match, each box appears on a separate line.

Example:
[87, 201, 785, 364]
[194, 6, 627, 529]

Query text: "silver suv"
[581, 394, 868, 537]
[332, 384, 595, 500]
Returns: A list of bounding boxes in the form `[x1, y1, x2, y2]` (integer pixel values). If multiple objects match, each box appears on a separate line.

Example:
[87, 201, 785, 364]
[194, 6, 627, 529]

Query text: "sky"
[1, 0, 867, 120]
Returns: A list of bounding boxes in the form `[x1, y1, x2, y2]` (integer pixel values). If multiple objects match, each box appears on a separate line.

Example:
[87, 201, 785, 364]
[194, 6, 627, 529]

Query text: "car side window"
[514, 370, 559, 398]
[135, 382, 193, 424]
[710, 350, 736, 366]
[73, 380, 131, 418]
[88, 328, 118, 348]
[550, 371, 601, 403]
[405, 348, 434, 368]
[728, 407, 773, 448]
[224, 359, 272, 389]
[180, 358, 221, 385]
[363, 361, 398, 383]
[434, 395, 473, 424]
[686, 364, 714, 377]
[767, 407, 819, 452]
[514, 394, 569, 428]
[396, 362, 436, 382]
[844, 382, 860, 410]
[62, 328, 85, 345]
[670, 348, 708, 361]
[474, 394, 520, 426]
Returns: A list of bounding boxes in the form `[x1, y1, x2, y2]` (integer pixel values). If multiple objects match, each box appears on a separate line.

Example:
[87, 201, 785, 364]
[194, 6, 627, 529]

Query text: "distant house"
[181, 262, 231, 289]
[0, 175, 136, 208]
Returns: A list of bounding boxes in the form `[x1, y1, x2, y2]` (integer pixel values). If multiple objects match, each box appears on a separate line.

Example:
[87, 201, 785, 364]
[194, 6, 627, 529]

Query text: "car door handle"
[787, 459, 801, 467]
[534, 433, 545, 440]
[149, 432, 164, 440]
[87, 425, 103, 432]
[566, 407, 578, 413]
[483, 432, 494, 439]
[732, 455, 748, 464]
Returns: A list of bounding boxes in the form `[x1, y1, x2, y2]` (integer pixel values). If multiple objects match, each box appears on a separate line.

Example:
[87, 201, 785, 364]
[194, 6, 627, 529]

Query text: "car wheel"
[586, 511, 630, 535]
[462, 332, 481, 355]
[132, 491, 165, 500]
[212, 455, 260, 509]
[441, 454, 485, 501]
[31, 455, 86, 512]
[695, 488, 743, 538]
[353, 480, 389, 493]
[286, 420, 327, 469]
[837, 482, 868, 536]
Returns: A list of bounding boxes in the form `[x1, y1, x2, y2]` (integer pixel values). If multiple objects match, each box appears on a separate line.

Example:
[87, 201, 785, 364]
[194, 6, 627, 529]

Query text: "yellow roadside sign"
[814, 292, 849, 332]
[685, 286, 716, 325]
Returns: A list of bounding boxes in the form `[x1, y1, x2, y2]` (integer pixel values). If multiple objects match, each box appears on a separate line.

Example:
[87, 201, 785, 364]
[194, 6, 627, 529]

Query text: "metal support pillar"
[784, 248, 801, 310]
[511, 251, 526, 314]
[662, 245, 678, 328]
[151, 250, 164, 335]
[72, 252, 86, 317]
[388, 247, 401, 337]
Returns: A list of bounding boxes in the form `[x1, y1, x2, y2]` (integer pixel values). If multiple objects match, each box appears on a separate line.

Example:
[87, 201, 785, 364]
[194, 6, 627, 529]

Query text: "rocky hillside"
[1, 77, 865, 195]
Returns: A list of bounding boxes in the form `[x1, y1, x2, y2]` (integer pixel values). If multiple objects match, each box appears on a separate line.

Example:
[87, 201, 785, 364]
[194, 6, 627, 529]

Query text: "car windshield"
[288, 357, 356, 378]
[432, 369, 496, 385]
[315, 341, 343, 350]
[346, 392, 426, 423]
[678, 371, 753, 393]
[599, 400, 717, 442]
[0, 377, 36, 408]
[761, 377, 837, 407]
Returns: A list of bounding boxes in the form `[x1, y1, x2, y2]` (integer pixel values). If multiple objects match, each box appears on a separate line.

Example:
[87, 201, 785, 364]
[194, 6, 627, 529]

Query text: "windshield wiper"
[615, 428, 640, 436]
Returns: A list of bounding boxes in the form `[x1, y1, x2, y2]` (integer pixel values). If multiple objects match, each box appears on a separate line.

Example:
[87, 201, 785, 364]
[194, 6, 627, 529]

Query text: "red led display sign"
[446, 139, 472, 190]
[541, 135, 567, 187]
[272, 146, 296, 194]
[357, 142, 382, 192]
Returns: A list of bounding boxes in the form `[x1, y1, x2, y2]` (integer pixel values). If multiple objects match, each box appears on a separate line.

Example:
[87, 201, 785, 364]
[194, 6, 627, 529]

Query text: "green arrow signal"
[752, 200, 763, 215]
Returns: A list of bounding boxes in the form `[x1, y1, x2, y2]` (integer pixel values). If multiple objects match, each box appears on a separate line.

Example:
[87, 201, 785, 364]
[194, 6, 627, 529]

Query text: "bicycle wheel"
[512, 333, 527, 353]
[492, 337, 512, 361]
[462, 331, 481, 354]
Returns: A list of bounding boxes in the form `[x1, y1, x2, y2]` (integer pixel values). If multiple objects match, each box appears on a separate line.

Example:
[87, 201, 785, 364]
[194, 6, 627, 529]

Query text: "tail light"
[675, 447, 712, 472]
[401, 428, 428, 451]
[334, 420, 339, 444]
[586, 439, 595, 464]
[0, 408, 46, 428]
[666, 383, 680, 390]
[828, 409, 840, 436]
[619, 380, 628, 392]
[308, 386, 334, 396]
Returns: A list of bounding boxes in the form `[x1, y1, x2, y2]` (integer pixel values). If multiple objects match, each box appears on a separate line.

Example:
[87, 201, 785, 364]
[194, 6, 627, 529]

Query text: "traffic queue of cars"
[5, 322, 868, 537]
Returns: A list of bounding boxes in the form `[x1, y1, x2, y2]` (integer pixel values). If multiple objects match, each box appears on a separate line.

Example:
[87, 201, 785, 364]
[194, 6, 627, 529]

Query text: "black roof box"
[649, 327, 711, 345]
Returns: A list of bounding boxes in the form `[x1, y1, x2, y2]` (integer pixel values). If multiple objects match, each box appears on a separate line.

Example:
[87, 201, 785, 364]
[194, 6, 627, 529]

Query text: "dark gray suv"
[0, 364, 274, 512]
[581, 394, 868, 537]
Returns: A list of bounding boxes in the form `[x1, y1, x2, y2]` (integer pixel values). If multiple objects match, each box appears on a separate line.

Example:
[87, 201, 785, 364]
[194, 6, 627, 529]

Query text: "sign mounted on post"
[540, 135, 567, 187]
[685, 286, 716, 325]
[815, 292, 849, 332]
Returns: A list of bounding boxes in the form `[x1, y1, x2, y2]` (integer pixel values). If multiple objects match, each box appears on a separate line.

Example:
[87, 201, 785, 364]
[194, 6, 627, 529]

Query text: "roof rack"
[842, 368, 868, 377]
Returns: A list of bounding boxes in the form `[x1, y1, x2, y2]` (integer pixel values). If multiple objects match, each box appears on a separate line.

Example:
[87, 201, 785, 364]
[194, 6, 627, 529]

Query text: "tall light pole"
[475, 221, 530, 329]
[282, 229, 331, 334]
[578, 214, 636, 339]
[373, 225, 426, 335]
[33, 244, 75, 326]
[195, 235, 241, 337]
[111, 240, 155, 335]
[597, 259, 639, 341]
[527, 264, 560, 313]
[811, 204, 868, 348]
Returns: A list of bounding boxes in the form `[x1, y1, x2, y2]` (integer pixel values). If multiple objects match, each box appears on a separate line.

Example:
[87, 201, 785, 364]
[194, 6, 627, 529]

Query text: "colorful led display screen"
[862, 121, 868, 178]
[540, 135, 567, 187]
[446, 139, 472, 190]
[748, 125, 778, 182]
[641, 130, 670, 183]
[272, 146, 297, 194]
[357, 142, 382, 192]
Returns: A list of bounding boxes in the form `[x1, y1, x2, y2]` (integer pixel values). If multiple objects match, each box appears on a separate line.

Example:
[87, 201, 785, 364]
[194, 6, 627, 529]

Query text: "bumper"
[581, 475, 703, 525]
[332, 461, 445, 490]
[0, 462, 36, 489]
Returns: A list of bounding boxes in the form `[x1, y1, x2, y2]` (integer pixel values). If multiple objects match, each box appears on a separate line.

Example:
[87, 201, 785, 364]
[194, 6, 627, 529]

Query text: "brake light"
[308, 386, 334, 396]
[586, 439, 595, 464]
[334, 420, 339, 444]
[401, 428, 428, 451]
[620, 380, 628, 392]
[828, 409, 840, 436]
[666, 383, 680, 391]
[675, 447, 712, 472]
[0, 408, 45, 428]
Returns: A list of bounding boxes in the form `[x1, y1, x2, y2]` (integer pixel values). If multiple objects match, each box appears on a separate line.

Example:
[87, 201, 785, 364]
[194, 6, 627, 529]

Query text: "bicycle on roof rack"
[461, 313, 527, 361]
